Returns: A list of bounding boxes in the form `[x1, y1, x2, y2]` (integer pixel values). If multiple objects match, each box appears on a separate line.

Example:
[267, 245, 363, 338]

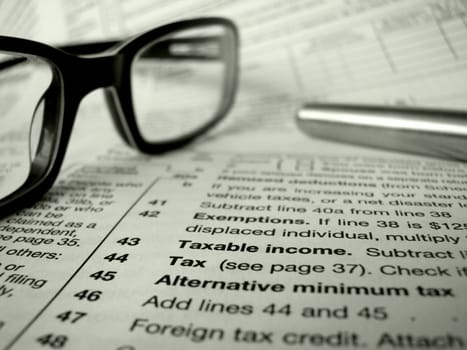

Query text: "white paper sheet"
[1, 1, 467, 349]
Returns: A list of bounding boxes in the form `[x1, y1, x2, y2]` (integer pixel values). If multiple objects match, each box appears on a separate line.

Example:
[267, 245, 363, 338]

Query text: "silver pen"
[296, 103, 467, 161]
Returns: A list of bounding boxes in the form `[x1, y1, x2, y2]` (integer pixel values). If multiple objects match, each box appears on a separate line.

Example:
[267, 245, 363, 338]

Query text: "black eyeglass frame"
[0, 17, 238, 217]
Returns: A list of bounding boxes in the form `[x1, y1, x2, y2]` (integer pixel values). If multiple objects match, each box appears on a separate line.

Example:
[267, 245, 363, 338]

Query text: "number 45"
[357, 306, 388, 320]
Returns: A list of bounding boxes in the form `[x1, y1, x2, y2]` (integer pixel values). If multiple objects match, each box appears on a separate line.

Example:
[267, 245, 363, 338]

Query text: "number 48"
[36, 334, 68, 348]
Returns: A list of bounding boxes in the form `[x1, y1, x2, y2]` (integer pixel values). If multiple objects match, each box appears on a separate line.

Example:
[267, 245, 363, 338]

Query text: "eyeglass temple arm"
[0, 36, 225, 71]
[0, 56, 26, 70]
[61, 36, 225, 61]
[138, 36, 226, 61]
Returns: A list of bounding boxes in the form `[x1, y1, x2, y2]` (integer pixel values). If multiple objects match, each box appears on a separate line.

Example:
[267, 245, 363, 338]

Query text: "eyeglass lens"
[131, 24, 231, 143]
[0, 53, 54, 198]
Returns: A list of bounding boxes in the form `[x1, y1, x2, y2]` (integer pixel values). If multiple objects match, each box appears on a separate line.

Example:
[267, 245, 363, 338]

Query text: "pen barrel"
[296, 104, 467, 161]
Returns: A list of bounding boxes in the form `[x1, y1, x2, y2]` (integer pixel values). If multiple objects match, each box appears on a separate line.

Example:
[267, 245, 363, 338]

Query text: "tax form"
[1, 0, 467, 349]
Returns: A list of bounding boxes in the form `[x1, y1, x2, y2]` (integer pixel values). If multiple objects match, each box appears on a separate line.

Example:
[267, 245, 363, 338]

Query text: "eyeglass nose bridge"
[71, 53, 125, 97]
[68, 53, 137, 148]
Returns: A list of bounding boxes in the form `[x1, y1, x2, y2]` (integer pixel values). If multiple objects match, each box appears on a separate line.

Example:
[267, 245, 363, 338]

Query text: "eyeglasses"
[0, 17, 238, 217]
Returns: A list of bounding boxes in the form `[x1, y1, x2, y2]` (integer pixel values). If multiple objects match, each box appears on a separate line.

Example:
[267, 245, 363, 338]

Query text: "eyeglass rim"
[0, 17, 239, 218]
[106, 17, 239, 153]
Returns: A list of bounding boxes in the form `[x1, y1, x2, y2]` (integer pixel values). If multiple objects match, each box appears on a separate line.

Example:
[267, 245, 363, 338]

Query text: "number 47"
[56, 310, 87, 323]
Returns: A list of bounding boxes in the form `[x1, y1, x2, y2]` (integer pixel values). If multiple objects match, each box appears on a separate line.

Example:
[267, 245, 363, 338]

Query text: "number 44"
[262, 303, 292, 316]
